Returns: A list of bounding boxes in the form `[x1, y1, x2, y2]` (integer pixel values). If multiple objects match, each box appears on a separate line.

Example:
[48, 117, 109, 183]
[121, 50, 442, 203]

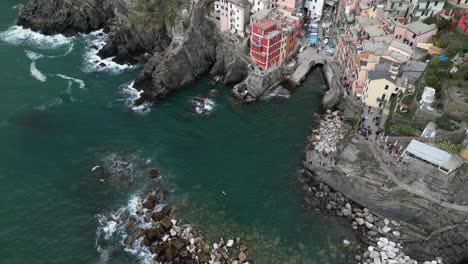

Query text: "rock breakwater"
[97, 188, 251, 264]
[299, 168, 444, 264]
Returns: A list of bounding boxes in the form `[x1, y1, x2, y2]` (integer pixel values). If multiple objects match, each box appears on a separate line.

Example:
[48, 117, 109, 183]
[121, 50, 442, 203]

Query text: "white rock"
[213, 243, 219, 249]
[393, 231, 401, 237]
[384, 218, 390, 226]
[379, 237, 389, 244]
[388, 251, 397, 259]
[370, 251, 380, 258]
[162, 234, 170, 241]
[383, 226, 392, 233]
[389, 241, 396, 247]
[226, 239, 234, 247]
[171, 219, 177, 225]
[380, 251, 388, 260]
[356, 217, 365, 225]
[343, 239, 351, 247]
[170, 228, 177, 236]
[377, 241, 387, 247]
[365, 221, 374, 229]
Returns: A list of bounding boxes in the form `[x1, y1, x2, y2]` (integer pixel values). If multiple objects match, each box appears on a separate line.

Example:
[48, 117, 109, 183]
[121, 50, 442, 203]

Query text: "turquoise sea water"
[0, 1, 355, 263]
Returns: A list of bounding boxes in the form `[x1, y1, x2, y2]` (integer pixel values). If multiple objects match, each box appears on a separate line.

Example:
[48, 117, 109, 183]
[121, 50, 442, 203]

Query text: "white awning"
[404, 140, 463, 172]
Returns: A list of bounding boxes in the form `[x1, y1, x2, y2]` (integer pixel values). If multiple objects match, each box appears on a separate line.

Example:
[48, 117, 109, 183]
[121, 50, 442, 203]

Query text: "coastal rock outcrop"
[17, 0, 114, 36]
[97, 188, 251, 263]
[133, 0, 217, 103]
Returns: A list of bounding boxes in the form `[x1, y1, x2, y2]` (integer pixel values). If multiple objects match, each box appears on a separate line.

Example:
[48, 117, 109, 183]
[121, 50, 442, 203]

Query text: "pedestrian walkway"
[289, 47, 327, 85]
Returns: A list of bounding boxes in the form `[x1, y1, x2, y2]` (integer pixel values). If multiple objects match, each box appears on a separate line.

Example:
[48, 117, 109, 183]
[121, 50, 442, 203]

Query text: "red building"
[249, 10, 302, 70]
[250, 20, 282, 69]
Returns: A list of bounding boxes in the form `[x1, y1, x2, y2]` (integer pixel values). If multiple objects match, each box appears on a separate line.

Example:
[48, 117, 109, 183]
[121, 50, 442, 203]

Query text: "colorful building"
[218, 0, 252, 37]
[304, 0, 325, 21]
[408, 0, 445, 22]
[250, 20, 282, 69]
[391, 21, 438, 47]
[249, 9, 302, 69]
[362, 62, 404, 108]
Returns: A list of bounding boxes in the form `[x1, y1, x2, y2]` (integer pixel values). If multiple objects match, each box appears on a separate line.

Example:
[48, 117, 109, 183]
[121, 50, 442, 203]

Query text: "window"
[384, 85, 389, 90]
[410, 42, 413, 47]
[398, 3, 402, 7]
[412, 33, 416, 38]
[395, 87, 399, 91]
[381, 94, 386, 100]
[391, 3, 395, 8]
[434, 1, 438, 5]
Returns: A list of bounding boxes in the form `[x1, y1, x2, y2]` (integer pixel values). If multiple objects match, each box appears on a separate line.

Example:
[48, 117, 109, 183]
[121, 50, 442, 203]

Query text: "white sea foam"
[30, 61, 47, 82]
[34, 97, 63, 111]
[121, 82, 152, 114]
[25, 50, 44, 60]
[56, 74, 86, 89]
[48, 43, 75, 58]
[0, 25, 72, 48]
[193, 97, 216, 115]
[96, 194, 158, 264]
[82, 30, 135, 74]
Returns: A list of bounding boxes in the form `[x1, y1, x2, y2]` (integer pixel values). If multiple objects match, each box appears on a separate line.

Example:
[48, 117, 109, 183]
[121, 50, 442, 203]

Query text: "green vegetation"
[435, 115, 458, 131]
[429, 34, 447, 48]
[423, 17, 453, 31]
[389, 124, 417, 136]
[435, 140, 462, 154]
[129, 0, 181, 31]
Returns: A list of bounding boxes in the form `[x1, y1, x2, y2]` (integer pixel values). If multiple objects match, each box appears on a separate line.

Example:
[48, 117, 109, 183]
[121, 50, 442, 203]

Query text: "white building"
[421, 122, 438, 138]
[218, 0, 252, 37]
[401, 139, 464, 174]
[408, 0, 445, 22]
[304, 0, 325, 21]
[248, 0, 271, 13]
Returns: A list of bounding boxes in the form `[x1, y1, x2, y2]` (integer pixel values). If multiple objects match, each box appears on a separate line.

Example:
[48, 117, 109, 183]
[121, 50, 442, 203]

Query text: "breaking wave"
[30, 61, 47, 82]
[83, 30, 135, 74]
[56, 74, 86, 89]
[121, 82, 152, 114]
[0, 25, 72, 48]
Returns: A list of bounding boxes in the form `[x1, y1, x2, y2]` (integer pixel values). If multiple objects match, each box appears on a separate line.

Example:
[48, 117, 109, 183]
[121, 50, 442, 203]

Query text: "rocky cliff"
[17, 0, 115, 36]
[18, 0, 224, 102]
[133, 0, 217, 102]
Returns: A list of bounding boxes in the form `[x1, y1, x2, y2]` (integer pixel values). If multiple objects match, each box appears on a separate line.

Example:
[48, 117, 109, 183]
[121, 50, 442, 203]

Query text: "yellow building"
[362, 65, 404, 108]
[280, 28, 289, 63]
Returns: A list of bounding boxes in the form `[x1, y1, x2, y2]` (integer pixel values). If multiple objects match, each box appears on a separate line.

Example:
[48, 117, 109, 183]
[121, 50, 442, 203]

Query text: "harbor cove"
[0, 1, 356, 263]
[2, 0, 468, 263]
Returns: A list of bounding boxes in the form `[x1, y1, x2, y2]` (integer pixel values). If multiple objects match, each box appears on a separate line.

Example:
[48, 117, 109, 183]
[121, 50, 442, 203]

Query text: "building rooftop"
[368, 70, 397, 83]
[228, 0, 249, 8]
[264, 30, 280, 39]
[404, 140, 464, 172]
[363, 40, 389, 53]
[402, 60, 427, 72]
[364, 24, 387, 37]
[390, 40, 413, 55]
[405, 21, 437, 35]
[255, 19, 277, 31]
[251, 9, 271, 22]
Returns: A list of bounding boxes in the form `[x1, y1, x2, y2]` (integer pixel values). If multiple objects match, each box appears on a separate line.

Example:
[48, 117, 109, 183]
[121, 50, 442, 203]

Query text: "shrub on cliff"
[129, 0, 181, 31]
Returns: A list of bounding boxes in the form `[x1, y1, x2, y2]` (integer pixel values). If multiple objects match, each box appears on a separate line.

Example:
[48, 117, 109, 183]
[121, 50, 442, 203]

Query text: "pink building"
[276, 0, 302, 11]
[392, 21, 438, 47]
[219, 0, 229, 32]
